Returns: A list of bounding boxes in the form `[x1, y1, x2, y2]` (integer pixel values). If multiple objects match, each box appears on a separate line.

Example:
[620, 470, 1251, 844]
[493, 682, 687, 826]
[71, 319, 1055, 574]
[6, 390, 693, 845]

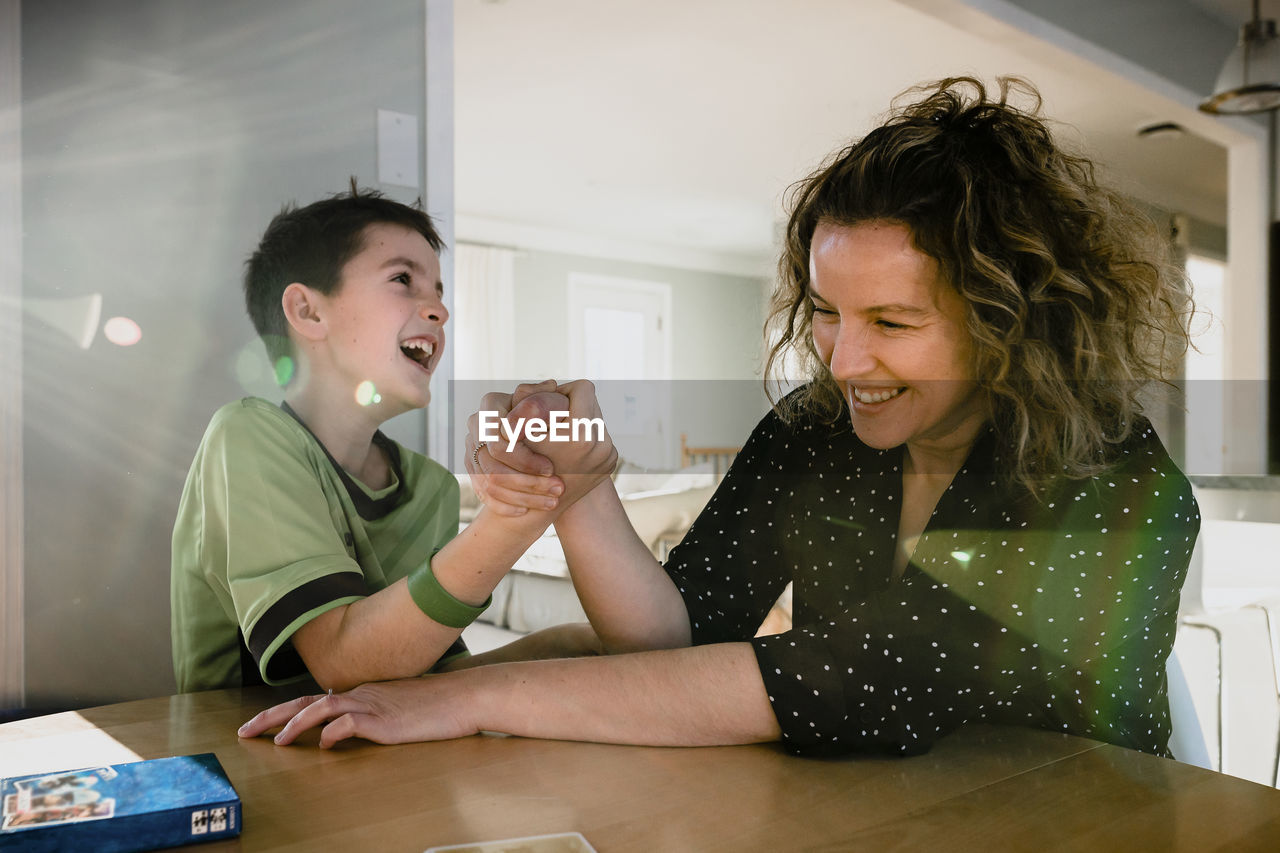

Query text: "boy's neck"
[284, 387, 392, 490]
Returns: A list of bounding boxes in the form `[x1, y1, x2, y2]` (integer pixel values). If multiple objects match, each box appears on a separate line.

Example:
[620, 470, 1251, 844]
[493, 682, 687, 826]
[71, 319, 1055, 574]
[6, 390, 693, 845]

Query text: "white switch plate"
[376, 109, 420, 189]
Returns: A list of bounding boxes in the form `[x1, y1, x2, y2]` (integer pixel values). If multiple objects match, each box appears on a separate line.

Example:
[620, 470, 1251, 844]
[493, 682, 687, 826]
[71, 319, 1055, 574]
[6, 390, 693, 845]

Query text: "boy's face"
[315, 222, 446, 414]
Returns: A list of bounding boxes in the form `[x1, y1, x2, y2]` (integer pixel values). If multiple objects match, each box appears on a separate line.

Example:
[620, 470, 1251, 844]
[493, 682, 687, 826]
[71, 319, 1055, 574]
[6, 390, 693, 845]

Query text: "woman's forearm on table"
[467, 642, 780, 747]
[553, 482, 692, 651]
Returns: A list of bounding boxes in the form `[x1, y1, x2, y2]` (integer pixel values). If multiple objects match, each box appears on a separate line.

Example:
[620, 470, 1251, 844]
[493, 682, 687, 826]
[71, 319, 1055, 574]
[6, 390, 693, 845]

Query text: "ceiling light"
[1136, 122, 1187, 140]
[1200, 0, 1280, 114]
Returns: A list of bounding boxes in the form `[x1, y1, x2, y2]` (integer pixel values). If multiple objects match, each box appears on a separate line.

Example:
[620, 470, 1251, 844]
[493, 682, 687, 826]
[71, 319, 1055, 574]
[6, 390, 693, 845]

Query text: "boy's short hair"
[244, 181, 444, 364]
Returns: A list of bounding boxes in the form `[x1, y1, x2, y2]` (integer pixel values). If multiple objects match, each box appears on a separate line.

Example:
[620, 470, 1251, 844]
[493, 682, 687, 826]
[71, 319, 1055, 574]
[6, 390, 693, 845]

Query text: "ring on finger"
[472, 441, 489, 467]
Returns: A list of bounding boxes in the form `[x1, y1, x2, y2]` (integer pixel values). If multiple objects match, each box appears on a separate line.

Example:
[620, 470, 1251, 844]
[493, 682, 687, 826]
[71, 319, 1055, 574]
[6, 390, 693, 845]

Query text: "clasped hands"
[466, 378, 618, 518]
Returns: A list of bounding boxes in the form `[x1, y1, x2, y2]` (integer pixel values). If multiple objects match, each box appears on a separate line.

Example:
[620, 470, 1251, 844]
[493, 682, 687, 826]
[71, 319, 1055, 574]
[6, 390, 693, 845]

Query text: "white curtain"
[453, 243, 516, 379]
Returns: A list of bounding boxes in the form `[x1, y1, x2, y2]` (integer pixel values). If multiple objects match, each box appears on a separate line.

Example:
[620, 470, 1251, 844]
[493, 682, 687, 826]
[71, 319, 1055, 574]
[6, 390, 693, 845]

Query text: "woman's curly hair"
[766, 76, 1193, 494]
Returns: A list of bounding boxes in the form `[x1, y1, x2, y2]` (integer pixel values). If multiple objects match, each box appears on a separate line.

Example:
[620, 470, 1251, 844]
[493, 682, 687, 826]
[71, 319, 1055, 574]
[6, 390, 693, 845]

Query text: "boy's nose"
[421, 299, 448, 324]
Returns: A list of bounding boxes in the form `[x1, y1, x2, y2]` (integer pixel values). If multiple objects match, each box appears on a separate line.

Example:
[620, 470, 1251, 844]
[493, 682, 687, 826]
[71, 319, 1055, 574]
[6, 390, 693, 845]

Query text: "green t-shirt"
[170, 398, 460, 692]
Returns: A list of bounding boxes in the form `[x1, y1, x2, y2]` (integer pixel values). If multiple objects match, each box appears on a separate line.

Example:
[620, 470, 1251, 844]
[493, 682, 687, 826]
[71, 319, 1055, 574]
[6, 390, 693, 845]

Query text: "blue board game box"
[0, 753, 241, 852]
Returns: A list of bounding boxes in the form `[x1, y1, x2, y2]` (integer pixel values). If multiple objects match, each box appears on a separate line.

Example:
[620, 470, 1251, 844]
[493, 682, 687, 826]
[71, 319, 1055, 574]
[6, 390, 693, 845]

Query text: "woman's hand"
[237, 677, 476, 748]
[534, 379, 618, 503]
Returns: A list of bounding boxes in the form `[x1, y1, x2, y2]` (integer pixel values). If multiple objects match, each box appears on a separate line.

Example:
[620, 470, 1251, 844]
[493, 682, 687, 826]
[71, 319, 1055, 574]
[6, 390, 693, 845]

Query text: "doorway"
[567, 273, 672, 468]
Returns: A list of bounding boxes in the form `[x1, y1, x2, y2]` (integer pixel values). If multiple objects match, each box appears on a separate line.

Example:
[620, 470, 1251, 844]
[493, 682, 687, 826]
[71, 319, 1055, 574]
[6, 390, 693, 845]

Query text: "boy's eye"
[392, 272, 411, 286]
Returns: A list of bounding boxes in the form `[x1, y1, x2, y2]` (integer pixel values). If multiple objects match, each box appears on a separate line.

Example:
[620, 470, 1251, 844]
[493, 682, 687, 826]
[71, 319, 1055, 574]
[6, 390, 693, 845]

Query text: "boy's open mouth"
[400, 339, 435, 370]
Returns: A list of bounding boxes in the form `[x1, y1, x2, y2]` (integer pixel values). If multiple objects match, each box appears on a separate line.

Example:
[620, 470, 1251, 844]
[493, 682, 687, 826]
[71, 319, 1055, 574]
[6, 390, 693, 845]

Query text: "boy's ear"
[281, 282, 327, 342]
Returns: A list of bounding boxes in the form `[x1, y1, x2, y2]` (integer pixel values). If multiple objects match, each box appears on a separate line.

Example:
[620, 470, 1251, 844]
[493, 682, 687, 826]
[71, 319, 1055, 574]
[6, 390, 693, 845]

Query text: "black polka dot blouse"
[663, 401, 1200, 758]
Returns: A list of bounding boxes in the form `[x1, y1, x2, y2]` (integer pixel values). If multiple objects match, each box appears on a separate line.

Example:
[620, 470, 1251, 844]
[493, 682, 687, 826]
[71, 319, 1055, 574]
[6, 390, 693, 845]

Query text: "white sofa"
[459, 463, 719, 633]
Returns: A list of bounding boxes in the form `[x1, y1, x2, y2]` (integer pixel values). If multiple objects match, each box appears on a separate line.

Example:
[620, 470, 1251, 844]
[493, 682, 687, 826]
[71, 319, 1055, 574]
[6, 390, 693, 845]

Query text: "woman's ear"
[281, 283, 327, 342]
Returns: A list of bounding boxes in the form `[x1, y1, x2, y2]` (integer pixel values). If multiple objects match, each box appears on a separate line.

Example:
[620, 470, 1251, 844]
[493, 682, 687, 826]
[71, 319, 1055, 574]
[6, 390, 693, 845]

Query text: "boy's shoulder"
[199, 397, 310, 456]
[206, 396, 300, 433]
[198, 397, 455, 494]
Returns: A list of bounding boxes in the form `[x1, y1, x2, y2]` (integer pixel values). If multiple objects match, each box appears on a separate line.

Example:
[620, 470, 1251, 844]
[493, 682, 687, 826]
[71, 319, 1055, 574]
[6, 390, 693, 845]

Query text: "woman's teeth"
[852, 386, 904, 404]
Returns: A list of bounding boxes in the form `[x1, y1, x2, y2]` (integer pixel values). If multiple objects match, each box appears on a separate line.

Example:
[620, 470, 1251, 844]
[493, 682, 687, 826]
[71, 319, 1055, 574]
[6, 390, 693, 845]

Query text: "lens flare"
[234, 346, 268, 389]
[102, 316, 141, 347]
[274, 357, 295, 387]
[355, 381, 381, 406]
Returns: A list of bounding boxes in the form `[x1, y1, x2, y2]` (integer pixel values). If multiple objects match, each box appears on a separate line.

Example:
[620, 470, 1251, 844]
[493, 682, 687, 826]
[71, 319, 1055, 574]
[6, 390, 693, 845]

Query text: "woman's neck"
[903, 423, 984, 480]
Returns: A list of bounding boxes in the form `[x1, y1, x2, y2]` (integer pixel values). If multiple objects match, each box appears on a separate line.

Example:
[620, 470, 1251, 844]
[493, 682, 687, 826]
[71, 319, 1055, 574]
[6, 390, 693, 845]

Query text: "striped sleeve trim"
[246, 572, 368, 681]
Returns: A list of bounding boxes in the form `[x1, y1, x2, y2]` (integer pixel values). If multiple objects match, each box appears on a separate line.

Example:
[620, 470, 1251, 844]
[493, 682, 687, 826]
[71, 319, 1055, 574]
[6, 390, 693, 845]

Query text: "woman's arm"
[466, 380, 692, 652]
[240, 642, 781, 748]
[551, 484, 693, 651]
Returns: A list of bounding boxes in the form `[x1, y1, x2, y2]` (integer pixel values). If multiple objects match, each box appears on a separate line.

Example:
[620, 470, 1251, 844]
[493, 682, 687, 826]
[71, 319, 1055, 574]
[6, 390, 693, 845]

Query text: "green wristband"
[406, 557, 491, 629]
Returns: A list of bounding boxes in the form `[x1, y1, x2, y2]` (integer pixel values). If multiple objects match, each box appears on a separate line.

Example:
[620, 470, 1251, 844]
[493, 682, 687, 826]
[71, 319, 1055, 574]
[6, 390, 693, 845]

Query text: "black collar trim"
[279, 402, 407, 520]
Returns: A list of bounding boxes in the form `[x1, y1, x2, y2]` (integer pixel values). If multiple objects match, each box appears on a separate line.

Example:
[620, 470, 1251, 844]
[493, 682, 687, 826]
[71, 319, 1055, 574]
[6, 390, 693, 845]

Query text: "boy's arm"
[291, 507, 553, 691]
[293, 388, 616, 692]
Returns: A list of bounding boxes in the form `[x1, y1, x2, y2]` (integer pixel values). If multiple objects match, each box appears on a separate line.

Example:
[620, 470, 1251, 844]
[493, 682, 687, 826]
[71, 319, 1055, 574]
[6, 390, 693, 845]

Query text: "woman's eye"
[810, 303, 837, 317]
[877, 319, 907, 330]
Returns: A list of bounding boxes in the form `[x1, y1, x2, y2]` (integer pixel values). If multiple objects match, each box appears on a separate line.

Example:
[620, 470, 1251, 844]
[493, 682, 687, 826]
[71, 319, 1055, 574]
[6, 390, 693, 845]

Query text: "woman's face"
[809, 221, 987, 461]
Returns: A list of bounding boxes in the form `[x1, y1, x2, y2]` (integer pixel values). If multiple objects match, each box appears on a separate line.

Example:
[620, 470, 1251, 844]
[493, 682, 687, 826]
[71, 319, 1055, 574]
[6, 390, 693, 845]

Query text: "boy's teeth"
[401, 340, 434, 364]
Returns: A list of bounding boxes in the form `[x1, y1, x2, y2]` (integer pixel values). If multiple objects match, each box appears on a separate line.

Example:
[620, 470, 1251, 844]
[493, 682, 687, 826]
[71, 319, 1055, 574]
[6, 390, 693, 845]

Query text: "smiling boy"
[171, 186, 611, 693]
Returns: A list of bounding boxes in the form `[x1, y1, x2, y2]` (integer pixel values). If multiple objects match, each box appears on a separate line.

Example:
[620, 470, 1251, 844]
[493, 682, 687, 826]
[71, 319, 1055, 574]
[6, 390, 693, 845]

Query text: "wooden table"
[3, 687, 1280, 851]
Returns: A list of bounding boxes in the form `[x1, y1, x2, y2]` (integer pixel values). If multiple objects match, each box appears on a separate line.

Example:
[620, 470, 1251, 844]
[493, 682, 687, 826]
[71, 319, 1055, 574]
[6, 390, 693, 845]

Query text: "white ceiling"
[454, 0, 1233, 275]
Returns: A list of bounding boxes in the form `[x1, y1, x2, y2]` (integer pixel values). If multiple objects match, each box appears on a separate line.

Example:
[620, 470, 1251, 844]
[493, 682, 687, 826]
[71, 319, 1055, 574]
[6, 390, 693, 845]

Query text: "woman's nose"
[827, 324, 875, 379]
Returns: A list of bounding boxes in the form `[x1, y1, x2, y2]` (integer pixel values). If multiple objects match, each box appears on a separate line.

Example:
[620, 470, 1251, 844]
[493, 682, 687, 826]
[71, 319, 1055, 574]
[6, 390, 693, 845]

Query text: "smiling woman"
[770, 77, 1191, 496]
[807, 222, 985, 470]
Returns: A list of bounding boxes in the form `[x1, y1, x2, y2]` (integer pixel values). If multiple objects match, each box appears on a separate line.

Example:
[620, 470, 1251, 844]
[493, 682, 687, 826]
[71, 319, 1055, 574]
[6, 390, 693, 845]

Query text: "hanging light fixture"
[1201, 0, 1280, 114]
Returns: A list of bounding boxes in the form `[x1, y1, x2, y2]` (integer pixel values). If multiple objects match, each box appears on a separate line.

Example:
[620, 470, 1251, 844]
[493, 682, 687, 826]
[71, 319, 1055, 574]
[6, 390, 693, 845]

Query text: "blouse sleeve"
[663, 409, 796, 644]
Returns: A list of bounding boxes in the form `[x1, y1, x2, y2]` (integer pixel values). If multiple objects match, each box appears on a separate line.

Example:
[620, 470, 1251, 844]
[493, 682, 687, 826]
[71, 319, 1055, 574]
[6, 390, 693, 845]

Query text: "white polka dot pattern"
[664, 400, 1199, 758]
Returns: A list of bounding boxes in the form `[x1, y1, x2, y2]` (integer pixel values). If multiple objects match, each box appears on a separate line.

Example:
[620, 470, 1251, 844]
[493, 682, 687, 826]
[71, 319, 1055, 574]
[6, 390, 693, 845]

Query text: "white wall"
[507, 248, 766, 382]
[447, 246, 770, 470]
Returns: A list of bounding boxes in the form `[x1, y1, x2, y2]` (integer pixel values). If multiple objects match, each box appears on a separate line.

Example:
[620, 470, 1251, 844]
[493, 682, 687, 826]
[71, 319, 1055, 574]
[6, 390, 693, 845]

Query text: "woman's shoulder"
[1037, 417, 1197, 524]
[1112, 417, 1190, 483]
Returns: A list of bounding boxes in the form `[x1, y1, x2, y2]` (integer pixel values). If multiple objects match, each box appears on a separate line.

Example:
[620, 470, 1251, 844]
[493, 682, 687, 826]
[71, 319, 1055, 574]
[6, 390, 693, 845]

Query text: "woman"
[240, 77, 1199, 758]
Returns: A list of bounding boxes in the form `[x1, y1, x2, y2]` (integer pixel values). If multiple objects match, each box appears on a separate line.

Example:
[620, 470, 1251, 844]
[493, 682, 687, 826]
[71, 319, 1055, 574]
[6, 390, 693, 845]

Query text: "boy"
[171, 186, 611, 693]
